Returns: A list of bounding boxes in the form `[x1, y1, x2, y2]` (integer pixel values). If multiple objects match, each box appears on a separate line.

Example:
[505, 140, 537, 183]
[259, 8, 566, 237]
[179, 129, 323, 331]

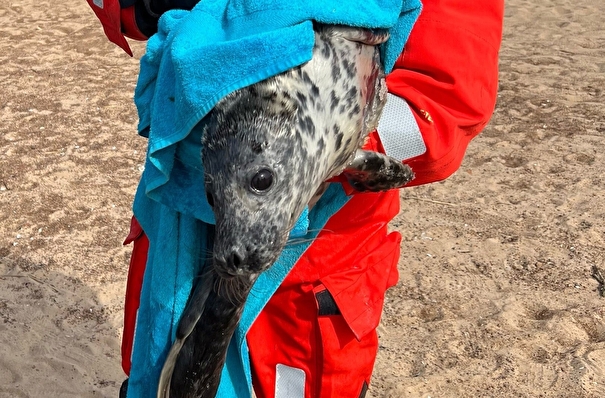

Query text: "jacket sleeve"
[384, 0, 504, 187]
[85, 0, 199, 56]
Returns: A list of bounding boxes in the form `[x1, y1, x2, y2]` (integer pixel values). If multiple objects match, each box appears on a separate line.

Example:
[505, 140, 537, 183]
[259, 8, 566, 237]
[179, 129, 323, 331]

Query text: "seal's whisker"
[193, 264, 216, 285]
[216, 277, 232, 304]
[221, 279, 235, 304]
[231, 281, 246, 305]
[219, 279, 230, 303]
[288, 227, 334, 237]
[224, 282, 235, 305]
[181, 233, 215, 259]
[284, 227, 333, 241]
[216, 277, 251, 306]
[285, 236, 327, 246]
[284, 239, 315, 247]
[194, 254, 215, 262]
[304, 228, 334, 234]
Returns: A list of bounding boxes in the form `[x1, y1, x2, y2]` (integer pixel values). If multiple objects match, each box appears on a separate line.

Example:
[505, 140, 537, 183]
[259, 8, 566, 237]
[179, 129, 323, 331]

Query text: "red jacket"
[91, 0, 504, 395]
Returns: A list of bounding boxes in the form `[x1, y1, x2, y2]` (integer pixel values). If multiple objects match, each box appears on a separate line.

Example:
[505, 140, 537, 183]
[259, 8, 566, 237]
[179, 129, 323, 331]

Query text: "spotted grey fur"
[158, 23, 414, 398]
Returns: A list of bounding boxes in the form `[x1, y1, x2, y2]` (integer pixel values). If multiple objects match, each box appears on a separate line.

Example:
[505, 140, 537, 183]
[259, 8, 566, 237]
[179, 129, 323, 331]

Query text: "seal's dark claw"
[343, 150, 414, 192]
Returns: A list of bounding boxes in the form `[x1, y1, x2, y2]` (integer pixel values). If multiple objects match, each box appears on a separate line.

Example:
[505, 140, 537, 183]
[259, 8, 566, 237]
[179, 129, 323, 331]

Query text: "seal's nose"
[227, 250, 246, 270]
[215, 245, 266, 276]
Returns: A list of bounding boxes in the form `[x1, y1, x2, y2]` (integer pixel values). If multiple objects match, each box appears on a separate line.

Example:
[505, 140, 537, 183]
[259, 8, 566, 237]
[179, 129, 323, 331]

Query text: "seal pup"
[157, 23, 414, 398]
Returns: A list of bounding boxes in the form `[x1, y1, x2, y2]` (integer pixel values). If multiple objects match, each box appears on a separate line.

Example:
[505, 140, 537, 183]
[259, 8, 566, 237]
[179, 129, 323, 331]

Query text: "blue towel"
[127, 0, 422, 397]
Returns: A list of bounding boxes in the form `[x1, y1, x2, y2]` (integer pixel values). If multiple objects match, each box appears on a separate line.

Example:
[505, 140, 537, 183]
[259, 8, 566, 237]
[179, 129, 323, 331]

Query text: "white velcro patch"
[377, 93, 426, 161]
[275, 364, 305, 398]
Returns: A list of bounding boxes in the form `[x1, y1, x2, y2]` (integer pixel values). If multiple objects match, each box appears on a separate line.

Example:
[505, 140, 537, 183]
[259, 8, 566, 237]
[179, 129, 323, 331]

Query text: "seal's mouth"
[214, 266, 243, 279]
[211, 268, 260, 304]
[214, 263, 262, 280]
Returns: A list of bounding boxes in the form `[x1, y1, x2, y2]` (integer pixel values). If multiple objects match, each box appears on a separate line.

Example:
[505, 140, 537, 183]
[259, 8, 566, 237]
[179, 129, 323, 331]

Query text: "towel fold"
[127, 0, 422, 397]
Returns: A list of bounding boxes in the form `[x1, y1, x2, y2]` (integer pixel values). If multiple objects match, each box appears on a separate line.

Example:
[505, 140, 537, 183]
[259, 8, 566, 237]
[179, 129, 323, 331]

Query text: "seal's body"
[157, 24, 414, 398]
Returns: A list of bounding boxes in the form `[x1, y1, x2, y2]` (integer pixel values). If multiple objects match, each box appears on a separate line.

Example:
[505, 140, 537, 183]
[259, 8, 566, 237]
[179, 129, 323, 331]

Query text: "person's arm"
[381, 0, 504, 186]
[85, 0, 198, 55]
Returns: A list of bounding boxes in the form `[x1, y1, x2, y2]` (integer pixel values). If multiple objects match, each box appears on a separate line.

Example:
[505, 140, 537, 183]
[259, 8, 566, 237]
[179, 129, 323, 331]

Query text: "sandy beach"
[1, 0, 604, 397]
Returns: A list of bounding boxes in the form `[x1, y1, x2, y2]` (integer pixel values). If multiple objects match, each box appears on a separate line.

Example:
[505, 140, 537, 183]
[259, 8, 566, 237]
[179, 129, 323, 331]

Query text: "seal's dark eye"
[250, 168, 274, 193]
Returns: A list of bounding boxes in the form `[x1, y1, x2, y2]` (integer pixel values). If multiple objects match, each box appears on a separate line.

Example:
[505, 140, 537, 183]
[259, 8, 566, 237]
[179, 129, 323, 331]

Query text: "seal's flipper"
[157, 272, 215, 398]
[343, 149, 415, 192]
[158, 272, 257, 398]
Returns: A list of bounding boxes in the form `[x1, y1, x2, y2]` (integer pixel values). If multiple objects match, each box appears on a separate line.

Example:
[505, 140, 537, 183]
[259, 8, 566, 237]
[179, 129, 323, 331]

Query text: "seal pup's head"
[202, 24, 390, 277]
